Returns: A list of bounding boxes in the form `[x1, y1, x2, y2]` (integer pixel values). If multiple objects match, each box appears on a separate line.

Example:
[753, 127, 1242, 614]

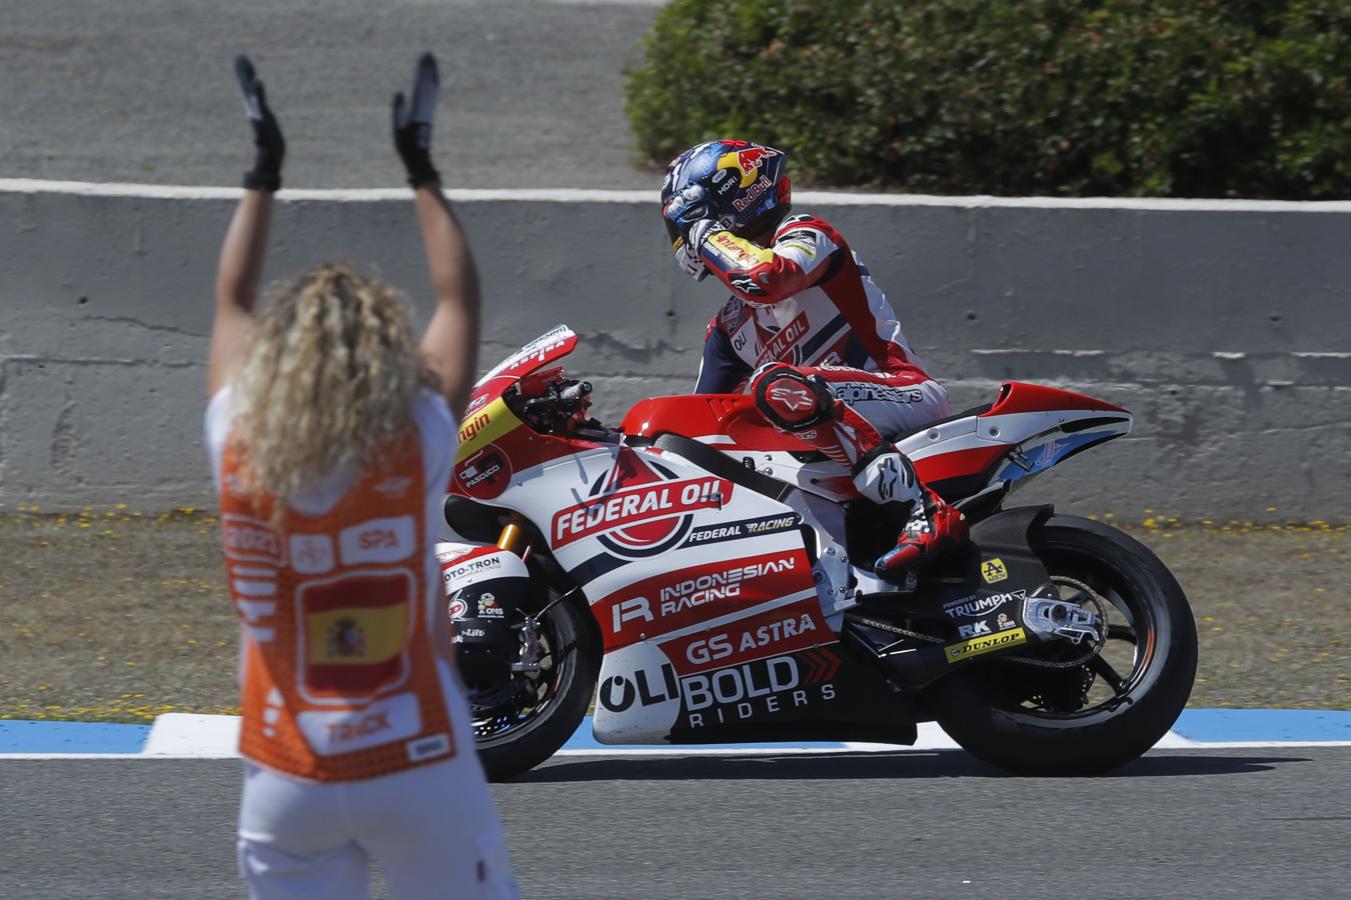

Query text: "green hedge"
[625, 0, 1351, 198]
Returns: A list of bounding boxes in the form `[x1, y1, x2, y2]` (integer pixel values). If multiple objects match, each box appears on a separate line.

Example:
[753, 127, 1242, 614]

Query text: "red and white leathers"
[690, 212, 966, 573]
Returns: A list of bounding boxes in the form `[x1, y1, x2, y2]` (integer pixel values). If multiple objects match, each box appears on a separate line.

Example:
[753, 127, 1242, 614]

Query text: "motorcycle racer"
[662, 139, 966, 576]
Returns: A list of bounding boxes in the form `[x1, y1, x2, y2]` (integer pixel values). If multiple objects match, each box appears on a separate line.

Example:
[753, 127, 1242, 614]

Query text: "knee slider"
[753, 366, 836, 432]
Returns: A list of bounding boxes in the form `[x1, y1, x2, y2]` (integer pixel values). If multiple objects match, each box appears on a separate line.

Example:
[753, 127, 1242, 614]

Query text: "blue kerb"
[0, 720, 151, 754]
[561, 717, 848, 752]
[3, 710, 1350, 755]
[1173, 708, 1351, 743]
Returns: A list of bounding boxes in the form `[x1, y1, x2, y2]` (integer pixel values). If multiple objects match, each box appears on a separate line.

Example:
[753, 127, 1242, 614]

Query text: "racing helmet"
[661, 139, 792, 252]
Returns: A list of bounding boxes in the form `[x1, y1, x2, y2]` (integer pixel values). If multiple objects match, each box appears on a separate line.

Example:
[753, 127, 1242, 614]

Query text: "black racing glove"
[392, 52, 441, 188]
[234, 55, 285, 192]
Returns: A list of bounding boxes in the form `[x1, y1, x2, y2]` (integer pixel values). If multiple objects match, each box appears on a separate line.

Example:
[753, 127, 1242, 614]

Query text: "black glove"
[392, 52, 441, 188]
[234, 55, 285, 192]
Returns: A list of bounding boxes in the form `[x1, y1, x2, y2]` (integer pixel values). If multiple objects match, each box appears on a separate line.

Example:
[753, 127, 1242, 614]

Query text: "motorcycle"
[437, 326, 1197, 779]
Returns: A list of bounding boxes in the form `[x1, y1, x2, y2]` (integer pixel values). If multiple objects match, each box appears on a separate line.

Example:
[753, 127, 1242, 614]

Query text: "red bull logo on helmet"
[718, 145, 779, 188]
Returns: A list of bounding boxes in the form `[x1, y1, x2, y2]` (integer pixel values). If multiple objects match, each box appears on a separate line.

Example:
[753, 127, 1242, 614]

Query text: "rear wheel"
[929, 514, 1197, 775]
[471, 591, 598, 781]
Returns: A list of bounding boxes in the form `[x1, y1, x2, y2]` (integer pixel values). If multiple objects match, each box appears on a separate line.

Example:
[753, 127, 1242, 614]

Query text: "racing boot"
[852, 445, 967, 577]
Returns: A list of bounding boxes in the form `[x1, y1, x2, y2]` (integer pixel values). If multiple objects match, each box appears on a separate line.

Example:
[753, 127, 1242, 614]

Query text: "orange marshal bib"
[219, 431, 455, 781]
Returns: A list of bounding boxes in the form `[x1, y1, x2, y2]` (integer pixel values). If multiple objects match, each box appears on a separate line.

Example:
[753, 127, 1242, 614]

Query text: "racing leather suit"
[689, 212, 965, 574]
[693, 213, 950, 468]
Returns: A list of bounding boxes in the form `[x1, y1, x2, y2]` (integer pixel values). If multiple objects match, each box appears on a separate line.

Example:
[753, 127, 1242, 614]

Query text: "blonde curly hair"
[231, 263, 433, 508]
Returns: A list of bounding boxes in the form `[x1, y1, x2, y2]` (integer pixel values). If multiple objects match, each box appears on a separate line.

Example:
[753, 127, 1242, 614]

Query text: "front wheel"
[928, 514, 1197, 775]
[471, 592, 599, 781]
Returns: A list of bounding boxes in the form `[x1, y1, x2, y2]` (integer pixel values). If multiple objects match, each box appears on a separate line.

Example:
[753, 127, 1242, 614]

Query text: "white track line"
[5, 178, 1351, 212]
[6, 710, 1350, 761]
[6, 741, 1351, 761]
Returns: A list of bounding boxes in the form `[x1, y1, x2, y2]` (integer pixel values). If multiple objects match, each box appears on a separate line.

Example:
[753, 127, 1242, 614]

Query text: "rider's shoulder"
[774, 212, 846, 247]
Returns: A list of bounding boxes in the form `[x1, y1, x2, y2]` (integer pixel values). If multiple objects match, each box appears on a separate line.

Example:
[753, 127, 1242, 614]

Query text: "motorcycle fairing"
[436, 544, 539, 693]
[620, 382, 1132, 506]
[900, 383, 1131, 500]
[523, 440, 907, 745]
[443, 330, 1130, 749]
[594, 619, 918, 746]
[451, 399, 608, 503]
[459, 325, 580, 434]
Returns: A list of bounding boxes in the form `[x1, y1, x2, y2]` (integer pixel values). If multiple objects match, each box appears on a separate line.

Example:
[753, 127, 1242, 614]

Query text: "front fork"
[494, 513, 543, 674]
[496, 512, 530, 558]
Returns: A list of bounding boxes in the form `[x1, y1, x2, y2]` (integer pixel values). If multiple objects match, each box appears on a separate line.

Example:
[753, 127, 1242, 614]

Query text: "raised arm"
[393, 52, 481, 421]
[209, 55, 285, 397]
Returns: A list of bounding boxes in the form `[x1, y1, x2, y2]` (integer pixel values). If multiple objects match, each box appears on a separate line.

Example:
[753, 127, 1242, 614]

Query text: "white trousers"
[237, 676, 517, 900]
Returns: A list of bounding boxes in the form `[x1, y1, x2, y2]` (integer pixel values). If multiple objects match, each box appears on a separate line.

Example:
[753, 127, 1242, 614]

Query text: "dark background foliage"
[625, 0, 1351, 198]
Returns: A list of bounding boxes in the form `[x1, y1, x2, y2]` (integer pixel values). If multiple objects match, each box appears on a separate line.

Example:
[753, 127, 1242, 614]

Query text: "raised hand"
[392, 52, 441, 188]
[234, 55, 285, 192]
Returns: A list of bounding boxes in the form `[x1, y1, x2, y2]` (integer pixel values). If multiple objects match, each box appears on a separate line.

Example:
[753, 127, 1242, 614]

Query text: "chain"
[1006, 578, 1109, 669]
[849, 576, 1111, 670]
[845, 613, 945, 645]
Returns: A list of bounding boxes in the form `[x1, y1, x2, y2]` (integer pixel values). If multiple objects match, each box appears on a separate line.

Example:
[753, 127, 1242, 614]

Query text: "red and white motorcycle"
[437, 326, 1197, 779]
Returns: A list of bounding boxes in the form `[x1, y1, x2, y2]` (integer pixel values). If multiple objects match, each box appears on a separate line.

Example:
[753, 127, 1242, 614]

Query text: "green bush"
[625, 0, 1351, 198]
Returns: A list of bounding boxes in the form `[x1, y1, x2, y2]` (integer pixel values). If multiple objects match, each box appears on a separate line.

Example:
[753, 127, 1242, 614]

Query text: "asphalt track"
[1, 0, 662, 190]
[4, 749, 1350, 899]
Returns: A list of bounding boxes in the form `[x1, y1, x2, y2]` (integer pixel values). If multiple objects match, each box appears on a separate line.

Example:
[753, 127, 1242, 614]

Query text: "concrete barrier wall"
[2, 181, 1349, 520]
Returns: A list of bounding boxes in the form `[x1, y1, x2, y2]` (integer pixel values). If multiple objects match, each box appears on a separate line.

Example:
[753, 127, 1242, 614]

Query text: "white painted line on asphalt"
[141, 712, 239, 757]
[1153, 740, 1351, 749]
[0, 179, 648, 203]
[8, 739, 1351, 761]
[7, 713, 1351, 759]
[6, 178, 1351, 212]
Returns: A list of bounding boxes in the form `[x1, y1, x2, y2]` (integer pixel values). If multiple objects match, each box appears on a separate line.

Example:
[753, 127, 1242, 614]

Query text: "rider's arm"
[692, 218, 840, 305]
[693, 313, 752, 394]
[209, 55, 284, 397]
[393, 53, 482, 422]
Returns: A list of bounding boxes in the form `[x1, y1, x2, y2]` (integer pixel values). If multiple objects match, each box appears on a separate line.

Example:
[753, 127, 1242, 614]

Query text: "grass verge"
[1, 510, 1347, 723]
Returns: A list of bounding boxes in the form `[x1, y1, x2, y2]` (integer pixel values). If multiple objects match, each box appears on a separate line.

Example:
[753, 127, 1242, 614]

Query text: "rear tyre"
[472, 594, 598, 781]
[929, 514, 1196, 775]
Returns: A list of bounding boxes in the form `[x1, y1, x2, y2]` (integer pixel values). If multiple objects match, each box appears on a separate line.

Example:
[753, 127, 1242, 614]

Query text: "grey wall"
[2, 186, 1349, 521]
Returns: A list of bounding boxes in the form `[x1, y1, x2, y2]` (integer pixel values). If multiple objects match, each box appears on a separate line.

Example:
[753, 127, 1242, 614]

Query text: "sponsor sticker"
[755, 313, 809, 367]
[945, 627, 1026, 664]
[957, 620, 992, 639]
[290, 534, 335, 575]
[435, 545, 474, 565]
[732, 174, 773, 212]
[943, 589, 1026, 620]
[551, 477, 732, 548]
[659, 599, 825, 675]
[598, 550, 814, 650]
[477, 593, 504, 619]
[442, 554, 504, 590]
[373, 476, 412, 499]
[295, 692, 420, 757]
[597, 662, 682, 713]
[338, 516, 415, 566]
[457, 444, 512, 501]
[447, 598, 468, 620]
[681, 513, 800, 548]
[981, 558, 1009, 584]
[707, 232, 771, 269]
[680, 649, 840, 729]
[222, 515, 285, 566]
[454, 397, 525, 465]
[830, 383, 923, 405]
